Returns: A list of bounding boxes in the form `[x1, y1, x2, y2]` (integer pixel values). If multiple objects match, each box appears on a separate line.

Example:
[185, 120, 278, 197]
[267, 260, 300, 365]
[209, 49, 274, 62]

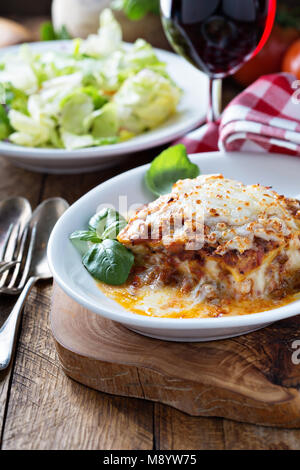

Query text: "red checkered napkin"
[176, 73, 300, 156]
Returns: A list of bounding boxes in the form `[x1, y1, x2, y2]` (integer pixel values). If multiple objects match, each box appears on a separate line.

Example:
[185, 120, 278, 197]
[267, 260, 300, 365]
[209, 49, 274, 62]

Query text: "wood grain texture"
[0, 157, 44, 445]
[222, 420, 300, 450]
[0, 156, 160, 450]
[154, 404, 226, 450]
[0, 157, 43, 207]
[1, 284, 154, 450]
[51, 284, 300, 428]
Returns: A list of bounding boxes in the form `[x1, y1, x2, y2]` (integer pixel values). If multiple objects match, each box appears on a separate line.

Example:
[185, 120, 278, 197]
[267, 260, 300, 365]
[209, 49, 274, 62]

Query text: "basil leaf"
[82, 239, 134, 285]
[69, 230, 100, 256]
[89, 208, 127, 240]
[101, 219, 127, 240]
[89, 208, 109, 232]
[145, 144, 200, 197]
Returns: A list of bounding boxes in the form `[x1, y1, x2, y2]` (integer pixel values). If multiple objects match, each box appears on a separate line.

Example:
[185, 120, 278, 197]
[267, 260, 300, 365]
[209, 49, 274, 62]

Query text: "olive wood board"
[50, 283, 300, 428]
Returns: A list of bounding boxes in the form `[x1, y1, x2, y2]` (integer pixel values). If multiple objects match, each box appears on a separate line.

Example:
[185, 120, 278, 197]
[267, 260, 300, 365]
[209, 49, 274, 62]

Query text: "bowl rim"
[47, 151, 300, 330]
[0, 40, 206, 161]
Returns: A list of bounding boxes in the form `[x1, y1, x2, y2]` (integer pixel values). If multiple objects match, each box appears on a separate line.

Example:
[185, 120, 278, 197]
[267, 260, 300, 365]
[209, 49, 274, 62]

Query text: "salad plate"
[48, 151, 300, 342]
[0, 34, 208, 174]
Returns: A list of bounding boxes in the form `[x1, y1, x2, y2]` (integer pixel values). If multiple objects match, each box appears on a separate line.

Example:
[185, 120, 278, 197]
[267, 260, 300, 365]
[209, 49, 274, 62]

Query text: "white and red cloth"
[175, 73, 300, 156]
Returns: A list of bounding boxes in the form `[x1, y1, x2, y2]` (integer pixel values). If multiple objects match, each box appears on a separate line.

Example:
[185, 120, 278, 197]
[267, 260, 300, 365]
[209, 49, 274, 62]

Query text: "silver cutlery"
[0, 197, 69, 370]
[0, 261, 21, 275]
[0, 197, 32, 292]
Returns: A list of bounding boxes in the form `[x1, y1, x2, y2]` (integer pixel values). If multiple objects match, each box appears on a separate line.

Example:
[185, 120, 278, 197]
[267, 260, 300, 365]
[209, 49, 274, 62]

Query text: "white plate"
[0, 40, 208, 174]
[48, 151, 300, 342]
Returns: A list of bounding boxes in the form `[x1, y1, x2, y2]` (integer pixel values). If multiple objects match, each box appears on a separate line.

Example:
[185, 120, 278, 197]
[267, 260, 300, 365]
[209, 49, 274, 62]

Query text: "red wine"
[161, 0, 274, 78]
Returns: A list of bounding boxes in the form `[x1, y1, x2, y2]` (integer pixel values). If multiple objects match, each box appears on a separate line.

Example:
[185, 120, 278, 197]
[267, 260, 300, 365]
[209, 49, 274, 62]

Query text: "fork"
[0, 222, 35, 295]
[0, 261, 20, 275]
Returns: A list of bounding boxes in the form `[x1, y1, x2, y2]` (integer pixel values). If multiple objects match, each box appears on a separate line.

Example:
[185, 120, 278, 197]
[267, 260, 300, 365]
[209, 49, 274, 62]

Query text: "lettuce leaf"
[86, 103, 119, 138]
[80, 9, 122, 57]
[114, 69, 181, 133]
[60, 91, 94, 134]
[8, 109, 54, 147]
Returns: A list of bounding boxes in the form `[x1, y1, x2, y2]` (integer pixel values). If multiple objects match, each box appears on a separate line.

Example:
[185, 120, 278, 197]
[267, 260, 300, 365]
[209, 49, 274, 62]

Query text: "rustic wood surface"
[1, 155, 300, 450]
[51, 284, 300, 429]
[0, 15, 300, 451]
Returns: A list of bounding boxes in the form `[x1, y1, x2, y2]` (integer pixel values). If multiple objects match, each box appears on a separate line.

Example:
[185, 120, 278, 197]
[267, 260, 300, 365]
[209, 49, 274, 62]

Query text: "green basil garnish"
[69, 230, 101, 256]
[145, 144, 200, 196]
[70, 208, 133, 285]
[89, 208, 127, 240]
[82, 239, 134, 285]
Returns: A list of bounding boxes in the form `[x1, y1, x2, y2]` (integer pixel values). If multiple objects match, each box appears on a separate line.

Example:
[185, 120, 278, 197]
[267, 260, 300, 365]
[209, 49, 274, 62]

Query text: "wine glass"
[160, 0, 277, 123]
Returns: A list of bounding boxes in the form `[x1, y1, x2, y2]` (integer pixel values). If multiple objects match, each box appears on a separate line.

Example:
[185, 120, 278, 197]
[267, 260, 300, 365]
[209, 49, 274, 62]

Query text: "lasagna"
[100, 174, 300, 318]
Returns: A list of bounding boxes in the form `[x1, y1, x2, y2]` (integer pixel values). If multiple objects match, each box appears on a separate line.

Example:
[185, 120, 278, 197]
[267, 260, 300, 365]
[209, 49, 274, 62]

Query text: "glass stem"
[207, 78, 222, 123]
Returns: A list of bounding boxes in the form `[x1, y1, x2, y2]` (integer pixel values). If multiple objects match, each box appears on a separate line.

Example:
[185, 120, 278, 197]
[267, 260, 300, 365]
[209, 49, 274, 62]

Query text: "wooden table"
[0, 14, 300, 451]
[1, 151, 300, 450]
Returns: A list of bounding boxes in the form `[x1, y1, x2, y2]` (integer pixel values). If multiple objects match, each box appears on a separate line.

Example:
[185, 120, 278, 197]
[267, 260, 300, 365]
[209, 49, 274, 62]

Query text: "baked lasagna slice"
[118, 174, 300, 304]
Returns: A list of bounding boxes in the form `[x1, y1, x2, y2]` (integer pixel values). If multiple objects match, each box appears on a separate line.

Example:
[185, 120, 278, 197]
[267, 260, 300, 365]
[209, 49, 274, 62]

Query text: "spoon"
[0, 197, 69, 370]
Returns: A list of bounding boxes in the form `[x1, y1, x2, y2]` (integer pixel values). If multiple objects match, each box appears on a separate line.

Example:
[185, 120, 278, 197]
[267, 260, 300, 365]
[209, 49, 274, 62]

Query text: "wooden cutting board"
[50, 283, 300, 428]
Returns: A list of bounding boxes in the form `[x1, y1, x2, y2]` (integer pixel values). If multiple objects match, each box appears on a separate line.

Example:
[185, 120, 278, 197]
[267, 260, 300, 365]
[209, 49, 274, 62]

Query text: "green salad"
[0, 9, 181, 150]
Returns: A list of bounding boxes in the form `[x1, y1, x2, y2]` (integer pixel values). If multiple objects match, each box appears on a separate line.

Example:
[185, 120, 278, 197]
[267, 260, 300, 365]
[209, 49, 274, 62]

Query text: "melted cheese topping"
[111, 174, 300, 319]
[118, 174, 300, 254]
[98, 281, 300, 319]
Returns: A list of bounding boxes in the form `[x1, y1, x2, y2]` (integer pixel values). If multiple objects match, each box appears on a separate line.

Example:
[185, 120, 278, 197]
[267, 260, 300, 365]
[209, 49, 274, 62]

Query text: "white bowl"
[48, 151, 300, 341]
[0, 41, 208, 174]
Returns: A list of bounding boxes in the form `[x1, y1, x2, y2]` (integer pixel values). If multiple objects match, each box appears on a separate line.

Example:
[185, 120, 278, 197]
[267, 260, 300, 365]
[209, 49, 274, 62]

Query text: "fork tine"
[0, 224, 14, 261]
[7, 224, 29, 289]
[0, 261, 20, 275]
[15, 222, 37, 291]
[0, 223, 21, 288]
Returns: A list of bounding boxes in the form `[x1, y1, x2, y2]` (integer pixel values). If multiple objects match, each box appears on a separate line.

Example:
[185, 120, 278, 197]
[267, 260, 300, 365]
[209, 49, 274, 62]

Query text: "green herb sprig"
[70, 208, 133, 285]
[145, 144, 200, 196]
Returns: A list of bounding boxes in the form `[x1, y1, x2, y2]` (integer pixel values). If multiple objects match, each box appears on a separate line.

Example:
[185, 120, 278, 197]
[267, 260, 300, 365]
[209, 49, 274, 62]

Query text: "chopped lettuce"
[0, 8, 181, 148]
[8, 109, 54, 147]
[60, 91, 94, 134]
[60, 131, 95, 150]
[114, 69, 181, 133]
[80, 9, 122, 57]
[87, 103, 119, 138]
[4, 84, 28, 115]
[61, 130, 119, 150]
[0, 105, 12, 140]
[79, 86, 108, 109]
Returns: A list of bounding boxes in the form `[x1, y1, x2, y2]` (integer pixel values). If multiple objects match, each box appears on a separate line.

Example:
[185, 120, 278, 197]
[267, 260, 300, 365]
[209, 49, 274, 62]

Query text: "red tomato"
[234, 26, 299, 87]
[282, 39, 300, 79]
